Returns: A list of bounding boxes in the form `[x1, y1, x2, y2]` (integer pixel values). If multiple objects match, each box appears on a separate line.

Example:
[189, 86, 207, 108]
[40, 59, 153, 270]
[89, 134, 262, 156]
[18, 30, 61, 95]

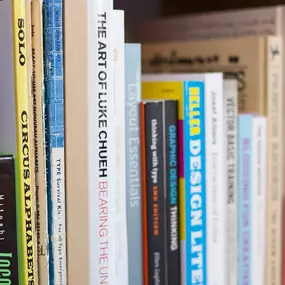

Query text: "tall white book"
[87, 0, 115, 284]
[204, 73, 227, 285]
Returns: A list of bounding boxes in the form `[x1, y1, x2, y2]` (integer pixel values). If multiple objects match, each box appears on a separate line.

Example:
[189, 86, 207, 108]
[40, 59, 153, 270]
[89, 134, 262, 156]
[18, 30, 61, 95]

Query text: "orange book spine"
[141, 103, 149, 285]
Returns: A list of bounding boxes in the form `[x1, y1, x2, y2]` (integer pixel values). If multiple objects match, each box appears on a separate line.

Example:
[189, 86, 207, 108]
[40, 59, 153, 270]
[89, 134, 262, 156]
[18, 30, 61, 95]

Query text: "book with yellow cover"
[0, 0, 38, 284]
[32, 0, 49, 284]
[142, 36, 283, 285]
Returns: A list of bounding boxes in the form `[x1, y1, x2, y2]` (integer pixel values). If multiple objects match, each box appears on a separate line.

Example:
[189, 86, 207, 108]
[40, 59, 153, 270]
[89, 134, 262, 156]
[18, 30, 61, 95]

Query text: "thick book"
[125, 43, 144, 285]
[64, 0, 90, 283]
[0, 155, 19, 285]
[43, 0, 67, 283]
[87, 1, 116, 284]
[0, 1, 38, 284]
[142, 37, 284, 285]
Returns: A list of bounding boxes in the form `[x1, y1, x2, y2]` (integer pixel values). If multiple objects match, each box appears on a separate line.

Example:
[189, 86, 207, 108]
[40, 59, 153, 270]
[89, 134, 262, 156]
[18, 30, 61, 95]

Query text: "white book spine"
[205, 73, 226, 285]
[223, 80, 238, 285]
[251, 117, 267, 285]
[111, 9, 129, 285]
[87, 0, 115, 284]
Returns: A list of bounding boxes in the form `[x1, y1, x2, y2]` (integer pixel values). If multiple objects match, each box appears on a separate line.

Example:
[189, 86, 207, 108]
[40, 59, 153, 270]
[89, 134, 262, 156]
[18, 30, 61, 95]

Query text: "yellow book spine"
[11, 0, 38, 284]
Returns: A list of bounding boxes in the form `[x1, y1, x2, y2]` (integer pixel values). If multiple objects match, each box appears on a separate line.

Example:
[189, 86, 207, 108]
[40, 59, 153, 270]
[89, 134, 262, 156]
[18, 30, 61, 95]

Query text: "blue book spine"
[43, 1, 66, 284]
[238, 115, 253, 285]
[125, 43, 143, 285]
[183, 81, 207, 285]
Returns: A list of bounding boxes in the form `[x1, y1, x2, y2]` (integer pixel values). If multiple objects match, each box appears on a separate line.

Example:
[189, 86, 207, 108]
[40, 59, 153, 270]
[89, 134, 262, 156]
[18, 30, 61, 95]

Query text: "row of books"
[0, 1, 284, 285]
[137, 5, 285, 285]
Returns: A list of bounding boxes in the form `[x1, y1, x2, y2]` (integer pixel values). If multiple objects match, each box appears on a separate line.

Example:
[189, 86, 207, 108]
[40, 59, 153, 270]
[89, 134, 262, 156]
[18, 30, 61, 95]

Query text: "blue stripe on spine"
[183, 81, 207, 285]
[43, 0, 64, 284]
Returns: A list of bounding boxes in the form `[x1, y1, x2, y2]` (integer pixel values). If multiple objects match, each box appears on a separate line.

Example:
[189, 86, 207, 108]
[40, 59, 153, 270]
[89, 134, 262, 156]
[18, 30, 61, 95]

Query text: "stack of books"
[0, 1, 284, 285]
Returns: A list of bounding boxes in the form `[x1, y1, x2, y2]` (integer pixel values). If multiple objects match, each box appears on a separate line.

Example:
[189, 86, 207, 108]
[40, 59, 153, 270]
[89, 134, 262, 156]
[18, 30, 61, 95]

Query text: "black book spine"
[164, 100, 180, 285]
[144, 101, 166, 285]
[0, 155, 19, 284]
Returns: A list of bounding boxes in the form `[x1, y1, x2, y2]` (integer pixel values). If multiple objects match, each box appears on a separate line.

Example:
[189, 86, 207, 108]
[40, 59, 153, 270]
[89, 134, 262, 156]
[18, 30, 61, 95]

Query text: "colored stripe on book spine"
[165, 101, 180, 285]
[140, 103, 149, 285]
[183, 81, 207, 284]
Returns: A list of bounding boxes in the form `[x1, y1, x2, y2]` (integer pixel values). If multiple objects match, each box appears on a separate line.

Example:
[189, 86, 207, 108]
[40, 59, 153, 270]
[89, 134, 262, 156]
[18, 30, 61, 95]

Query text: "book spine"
[205, 74, 226, 285]
[164, 100, 180, 285]
[141, 102, 149, 285]
[111, 9, 128, 285]
[125, 44, 143, 285]
[25, 3, 38, 257]
[144, 101, 166, 285]
[32, 0, 49, 284]
[43, 1, 66, 284]
[183, 81, 207, 285]
[0, 155, 19, 285]
[251, 117, 267, 285]
[87, 0, 114, 284]
[11, 0, 38, 283]
[238, 115, 253, 285]
[224, 80, 238, 285]
[265, 36, 283, 285]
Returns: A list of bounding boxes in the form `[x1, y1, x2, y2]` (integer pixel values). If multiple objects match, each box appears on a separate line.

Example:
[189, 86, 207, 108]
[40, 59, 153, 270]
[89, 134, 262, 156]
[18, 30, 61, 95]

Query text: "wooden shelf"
[163, 0, 285, 16]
